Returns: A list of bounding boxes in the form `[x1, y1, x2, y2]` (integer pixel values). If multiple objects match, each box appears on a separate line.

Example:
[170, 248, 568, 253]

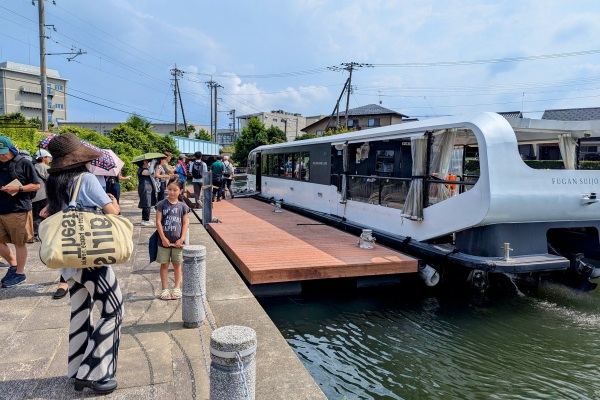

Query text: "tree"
[294, 125, 356, 141]
[294, 133, 317, 141]
[266, 125, 287, 144]
[125, 113, 153, 134]
[232, 118, 269, 165]
[195, 128, 212, 141]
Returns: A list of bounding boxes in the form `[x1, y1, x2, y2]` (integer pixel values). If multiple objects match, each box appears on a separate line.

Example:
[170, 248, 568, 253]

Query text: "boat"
[246, 112, 600, 291]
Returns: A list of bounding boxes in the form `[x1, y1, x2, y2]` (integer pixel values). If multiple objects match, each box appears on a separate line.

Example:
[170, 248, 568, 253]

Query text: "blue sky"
[2, 0, 600, 128]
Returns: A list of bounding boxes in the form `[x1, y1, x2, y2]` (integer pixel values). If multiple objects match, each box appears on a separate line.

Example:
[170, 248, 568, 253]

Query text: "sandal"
[159, 288, 172, 300]
[171, 288, 182, 300]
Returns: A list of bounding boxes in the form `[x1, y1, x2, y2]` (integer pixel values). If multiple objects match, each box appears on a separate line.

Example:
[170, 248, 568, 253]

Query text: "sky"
[2, 0, 600, 129]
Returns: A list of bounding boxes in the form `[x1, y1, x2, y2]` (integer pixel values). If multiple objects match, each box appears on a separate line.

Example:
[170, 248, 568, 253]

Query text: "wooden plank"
[207, 198, 418, 284]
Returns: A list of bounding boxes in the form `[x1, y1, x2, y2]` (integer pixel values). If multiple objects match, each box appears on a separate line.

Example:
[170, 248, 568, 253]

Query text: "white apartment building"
[0, 61, 68, 125]
[238, 109, 323, 142]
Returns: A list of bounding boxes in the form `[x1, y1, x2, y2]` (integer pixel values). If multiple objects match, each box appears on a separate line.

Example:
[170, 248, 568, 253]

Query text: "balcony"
[20, 86, 54, 97]
[20, 101, 54, 111]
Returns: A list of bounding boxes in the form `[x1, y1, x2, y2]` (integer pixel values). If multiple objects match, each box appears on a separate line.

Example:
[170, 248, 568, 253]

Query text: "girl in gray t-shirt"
[155, 178, 189, 300]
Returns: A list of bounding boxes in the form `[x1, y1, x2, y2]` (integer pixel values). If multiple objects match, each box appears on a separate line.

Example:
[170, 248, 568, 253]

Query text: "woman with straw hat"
[41, 133, 123, 395]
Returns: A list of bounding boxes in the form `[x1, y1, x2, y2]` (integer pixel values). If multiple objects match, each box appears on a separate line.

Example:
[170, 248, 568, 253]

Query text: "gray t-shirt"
[156, 199, 189, 246]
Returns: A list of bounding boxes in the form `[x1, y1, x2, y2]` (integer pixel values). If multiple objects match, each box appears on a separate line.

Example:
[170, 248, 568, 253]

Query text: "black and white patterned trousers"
[67, 266, 123, 382]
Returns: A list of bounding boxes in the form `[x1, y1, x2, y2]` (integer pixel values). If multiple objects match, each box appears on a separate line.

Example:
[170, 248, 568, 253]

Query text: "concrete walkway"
[0, 192, 326, 399]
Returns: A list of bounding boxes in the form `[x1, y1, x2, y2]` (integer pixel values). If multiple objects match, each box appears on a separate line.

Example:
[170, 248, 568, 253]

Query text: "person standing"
[174, 154, 188, 183]
[106, 173, 131, 205]
[210, 155, 226, 202]
[154, 157, 173, 202]
[222, 155, 235, 199]
[155, 178, 189, 300]
[42, 133, 122, 394]
[33, 149, 68, 299]
[0, 136, 41, 288]
[32, 149, 51, 242]
[190, 151, 207, 208]
[136, 159, 156, 226]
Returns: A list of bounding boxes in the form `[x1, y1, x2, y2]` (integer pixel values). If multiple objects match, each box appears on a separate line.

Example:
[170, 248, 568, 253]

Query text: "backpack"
[191, 161, 203, 179]
[222, 161, 233, 178]
[9, 154, 37, 199]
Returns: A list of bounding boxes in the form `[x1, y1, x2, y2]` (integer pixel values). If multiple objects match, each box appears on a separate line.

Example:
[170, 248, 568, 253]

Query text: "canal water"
[259, 279, 600, 399]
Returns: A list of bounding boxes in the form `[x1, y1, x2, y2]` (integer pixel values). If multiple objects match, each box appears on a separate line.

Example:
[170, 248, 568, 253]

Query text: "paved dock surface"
[210, 198, 419, 284]
[0, 192, 326, 399]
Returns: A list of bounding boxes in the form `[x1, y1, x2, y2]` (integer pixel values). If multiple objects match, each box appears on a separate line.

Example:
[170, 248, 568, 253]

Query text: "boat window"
[248, 154, 256, 174]
[261, 154, 268, 175]
[284, 153, 294, 177]
[375, 150, 395, 177]
[427, 129, 477, 206]
[299, 152, 309, 181]
[293, 153, 301, 178]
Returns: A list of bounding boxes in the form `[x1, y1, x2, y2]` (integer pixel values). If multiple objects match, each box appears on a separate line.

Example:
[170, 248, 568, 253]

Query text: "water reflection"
[260, 283, 600, 400]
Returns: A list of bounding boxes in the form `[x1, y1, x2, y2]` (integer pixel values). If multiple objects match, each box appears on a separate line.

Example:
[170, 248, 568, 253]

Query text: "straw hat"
[47, 133, 101, 173]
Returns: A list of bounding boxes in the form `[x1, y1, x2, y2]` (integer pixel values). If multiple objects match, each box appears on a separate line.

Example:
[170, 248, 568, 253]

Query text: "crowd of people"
[0, 133, 235, 395]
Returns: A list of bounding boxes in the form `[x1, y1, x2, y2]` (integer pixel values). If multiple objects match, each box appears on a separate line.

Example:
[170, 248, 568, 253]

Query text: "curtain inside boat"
[430, 128, 458, 201]
[402, 135, 427, 221]
[341, 142, 349, 202]
[558, 133, 577, 170]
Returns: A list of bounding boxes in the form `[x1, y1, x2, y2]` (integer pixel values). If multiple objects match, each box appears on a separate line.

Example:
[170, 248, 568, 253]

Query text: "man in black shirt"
[0, 136, 41, 288]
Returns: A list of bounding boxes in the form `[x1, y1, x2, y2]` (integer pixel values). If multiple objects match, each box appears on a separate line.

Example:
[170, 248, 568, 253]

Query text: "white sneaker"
[141, 220, 154, 226]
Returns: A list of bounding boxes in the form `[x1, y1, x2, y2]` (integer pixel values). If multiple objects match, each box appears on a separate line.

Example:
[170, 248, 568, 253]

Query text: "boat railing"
[334, 174, 477, 209]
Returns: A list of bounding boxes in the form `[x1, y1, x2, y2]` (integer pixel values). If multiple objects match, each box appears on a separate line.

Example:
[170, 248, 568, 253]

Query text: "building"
[238, 109, 310, 142]
[540, 107, 600, 160]
[301, 104, 409, 136]
[0, 61, 67, 125]
[56, 121, 209, 136]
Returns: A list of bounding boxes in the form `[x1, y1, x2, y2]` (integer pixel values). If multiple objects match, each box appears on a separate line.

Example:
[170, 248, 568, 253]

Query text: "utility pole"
[327, 62, 372, 129]
[171, 66, 184, 133]
[37, 0, 48, 131]
[171, 66, 187, 133]
[206, 80, 222, 142]
[206, 79, 215, 141]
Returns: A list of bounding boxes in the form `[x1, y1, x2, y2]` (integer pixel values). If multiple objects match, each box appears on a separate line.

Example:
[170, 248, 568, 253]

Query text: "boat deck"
[207, 198, 418, 284]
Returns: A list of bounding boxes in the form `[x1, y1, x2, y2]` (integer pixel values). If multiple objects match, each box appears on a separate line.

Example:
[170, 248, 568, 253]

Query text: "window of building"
[316, 130, 324, 136]
[54, 103, 64, 109]
[55, 84, 63, 91]
[273, 118, 277, 122]
[47, 99, 52, 109]
[347, 119, 359, 127]
[368, 118, 380, 127]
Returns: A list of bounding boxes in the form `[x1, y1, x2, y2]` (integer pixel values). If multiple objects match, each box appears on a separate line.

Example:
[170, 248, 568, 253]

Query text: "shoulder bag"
[39, 174, 134, 269]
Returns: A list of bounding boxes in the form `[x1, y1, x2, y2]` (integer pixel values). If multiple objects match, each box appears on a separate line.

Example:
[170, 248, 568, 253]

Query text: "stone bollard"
[210, 325, 257, 400]
[181, 245, 206, 328]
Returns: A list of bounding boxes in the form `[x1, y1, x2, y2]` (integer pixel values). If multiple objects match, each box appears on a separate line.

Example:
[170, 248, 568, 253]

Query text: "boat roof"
[252, 112, 600, 153]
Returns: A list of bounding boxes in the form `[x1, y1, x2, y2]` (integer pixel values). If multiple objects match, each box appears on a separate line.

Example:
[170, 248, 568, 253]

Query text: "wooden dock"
[207, 198, 418, 285]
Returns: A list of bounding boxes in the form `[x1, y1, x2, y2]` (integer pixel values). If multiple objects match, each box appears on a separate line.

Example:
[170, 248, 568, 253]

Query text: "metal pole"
[181, 245, 206, 328]
[202, 171, 213, 227]
[38, 0, 48, 131]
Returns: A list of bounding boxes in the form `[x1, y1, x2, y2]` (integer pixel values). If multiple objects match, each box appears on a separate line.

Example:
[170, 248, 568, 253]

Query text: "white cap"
[35, 149, 52, 159]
